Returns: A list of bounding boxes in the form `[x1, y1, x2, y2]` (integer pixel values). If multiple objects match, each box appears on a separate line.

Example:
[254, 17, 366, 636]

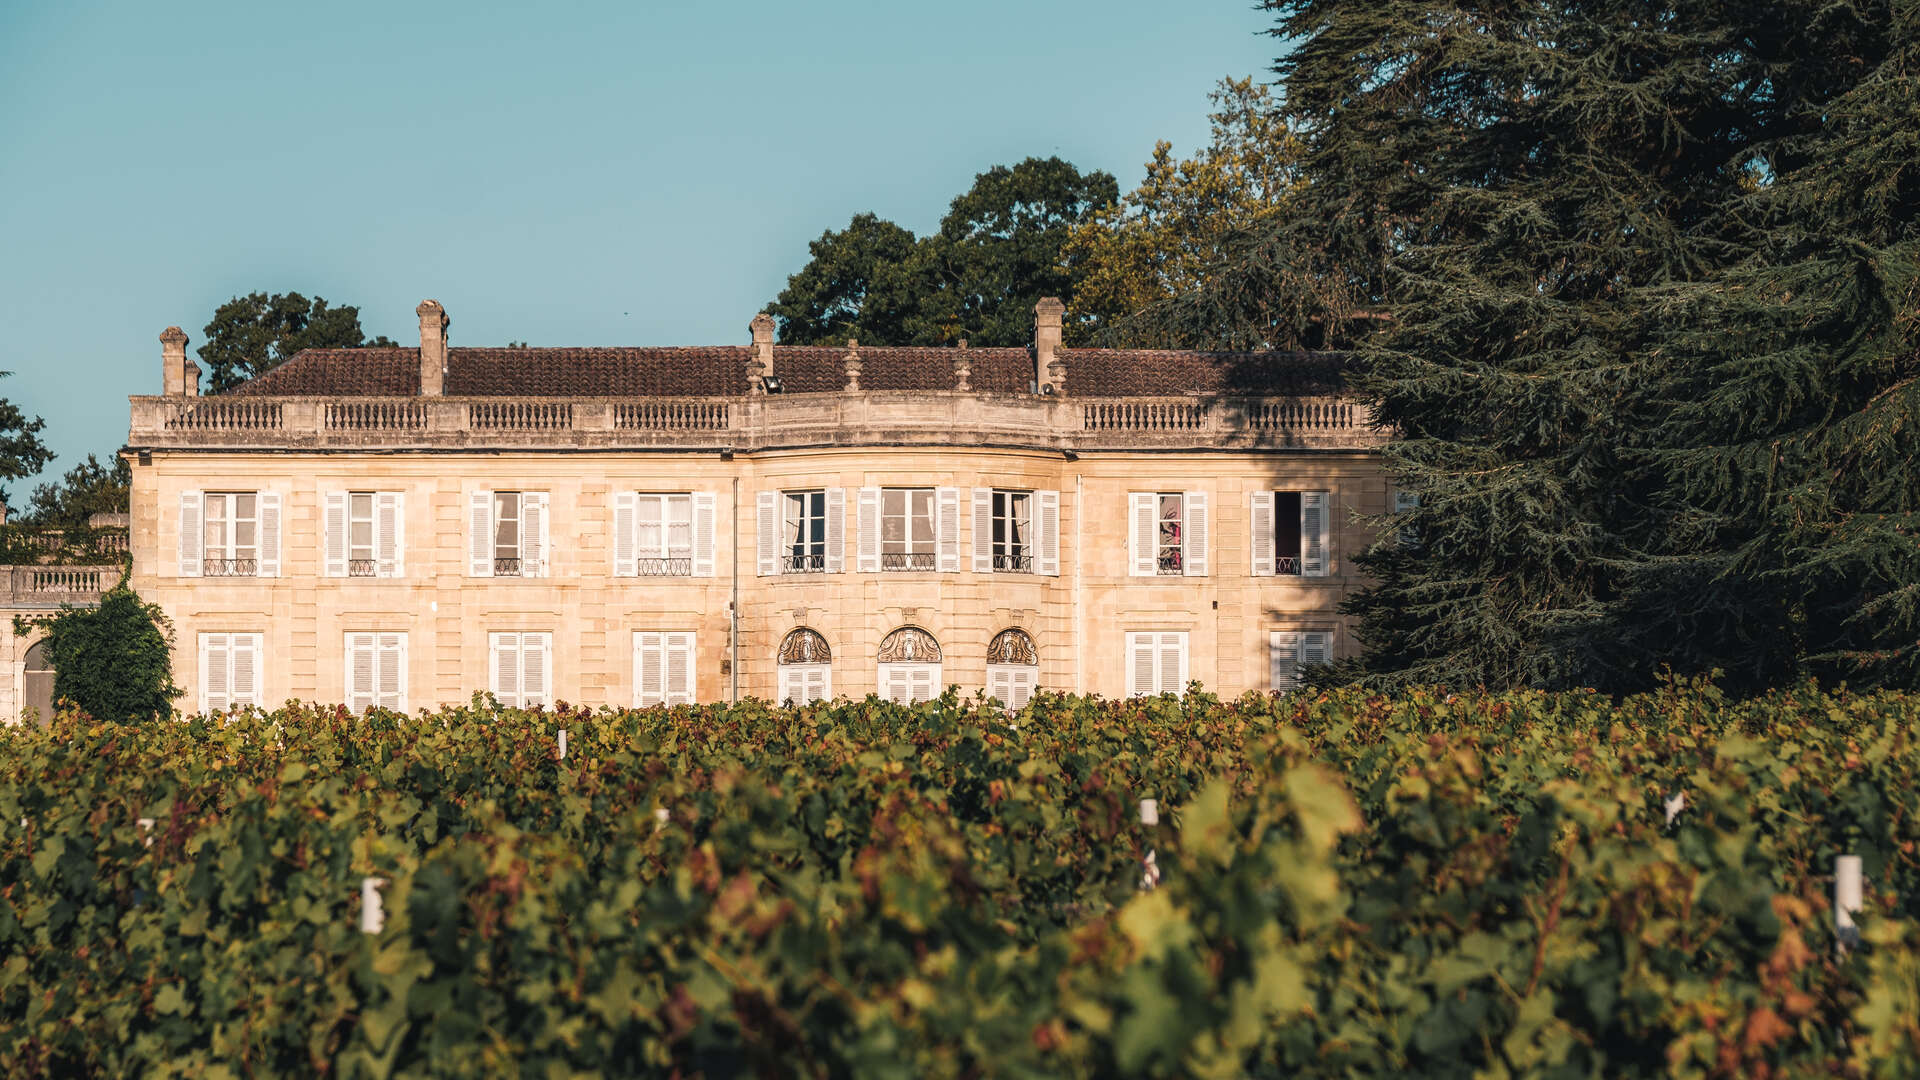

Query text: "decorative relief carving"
[778, 628, 831, 665]
[986, 629, 1037, 666]
[877, 626, 941, 663]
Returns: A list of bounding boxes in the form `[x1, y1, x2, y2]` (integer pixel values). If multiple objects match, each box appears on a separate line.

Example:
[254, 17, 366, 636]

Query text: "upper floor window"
[614, 492, 717, 577]
[178, 489, 281, 578]
[469, 489, 549, 578]
[1128, 491, 1208, 577]
[1249, 490, 1331, 577]
[881, 488, 935, 570]
[972, 488, 1060, 576]
[325, 491, 404, 578]
[785, 489, 828, 572]
[756, 489, 846, 576]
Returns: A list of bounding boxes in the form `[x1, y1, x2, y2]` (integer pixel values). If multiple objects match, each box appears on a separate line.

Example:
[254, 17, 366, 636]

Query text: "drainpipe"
[730, 476, 740, 704]
[1074, 470, 1084, 695]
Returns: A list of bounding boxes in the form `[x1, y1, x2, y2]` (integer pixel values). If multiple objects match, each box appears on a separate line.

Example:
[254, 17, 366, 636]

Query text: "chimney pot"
[1034, 297, 1066, 394]
[750, 313, 776, 394]
[416, 300, 448, 396]
[160, 327, 192, 396]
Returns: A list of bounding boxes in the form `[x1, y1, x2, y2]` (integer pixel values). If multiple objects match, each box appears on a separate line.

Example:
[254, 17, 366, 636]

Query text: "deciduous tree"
[197, 292, 395, 393]
[0, 371, 52, 519]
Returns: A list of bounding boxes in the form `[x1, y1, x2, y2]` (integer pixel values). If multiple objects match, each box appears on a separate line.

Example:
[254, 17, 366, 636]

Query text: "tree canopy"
[17, 580, 178, 722]
[0, 371, 52, 520]
[22, 453, 130, 533]
[197, 292, 396, 394]
[767, 157, 1117, 346]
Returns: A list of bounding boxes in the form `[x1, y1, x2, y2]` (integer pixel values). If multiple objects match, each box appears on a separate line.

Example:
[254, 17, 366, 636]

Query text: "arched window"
[22, 640, 54, 726]
[876, 627, 942, 704]
[986, 629, 1039, 709]
[776, 628, 831, 704]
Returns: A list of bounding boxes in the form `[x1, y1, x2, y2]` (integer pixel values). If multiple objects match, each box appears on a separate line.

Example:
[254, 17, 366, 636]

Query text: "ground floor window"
[345, 631, 407, 714]
[489, 631, 551, 708]
[22, 640, 53, 726]
[634, 631, 695, 706]
[1270, 630, 1333, 692]
[777, 628, 831, 704]
[877, 627, 942, 704]
[985, 628, 1038, 709]
[199, 632, 263, 713]
[1125, 631, 1189, 697]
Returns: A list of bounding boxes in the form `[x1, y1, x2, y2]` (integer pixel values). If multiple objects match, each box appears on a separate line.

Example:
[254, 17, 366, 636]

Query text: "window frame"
[203, 491, 259, 575]
[782, 489, 829, 573]
[991, 489, 1033, 572]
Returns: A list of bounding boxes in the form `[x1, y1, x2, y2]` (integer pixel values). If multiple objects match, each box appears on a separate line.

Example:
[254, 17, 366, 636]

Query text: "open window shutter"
[178, 491, 203, 577]
[377, 492, 403, 578]
[379, 634, 405, 712]
[634, 632, 663, 706]
[469, 491, 494, 577]
[1270, 631, 1302, 691]
[323, 491, 348, 577]
[257, 492, 282, 578]
[1249, 491, 1275, 576]
[1301, 492, 1328, 577]
[936, 487, 961, 571]
[612, 491, 637, 577]
[347, 632, 375, 713]
[756, 491, 778, 576]
[523, 493, 549, 577]
[1037, 490, 1060, 576]
[232, 635, 259, 707]
[692, 493, 717, 577]
[972, 488, 992, 572]
[826, 487, 847, 573]
[522, 634, 549, 707]
[1159, 633, 1186, 695]
[1302, 631, 1332, 669]
[1128, 493, 1156, 576]
[1127, 633, 1155, 697]
[1182, 491, 1208, 576]
[856, 487, 880, 573]
[202, 634, 229, 713]
[666, 633, 694, 705]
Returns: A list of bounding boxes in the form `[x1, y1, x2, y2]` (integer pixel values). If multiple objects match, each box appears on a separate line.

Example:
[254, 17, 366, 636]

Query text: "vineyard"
[2, 682, 1918, 1077]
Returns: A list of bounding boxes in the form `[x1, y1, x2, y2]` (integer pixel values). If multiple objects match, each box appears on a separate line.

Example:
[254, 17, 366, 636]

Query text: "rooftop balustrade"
[0, 565, 120, 609]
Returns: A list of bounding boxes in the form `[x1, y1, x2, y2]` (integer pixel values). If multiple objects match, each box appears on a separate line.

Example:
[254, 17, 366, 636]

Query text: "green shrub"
[13, 579, 178, 722]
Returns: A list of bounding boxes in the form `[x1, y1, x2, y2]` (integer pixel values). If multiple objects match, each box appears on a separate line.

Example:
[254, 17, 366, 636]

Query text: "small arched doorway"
[777, 628, 831, 705]
[877, 627, 942, 704]
[986, 629, 1039, 710]
[23, 640, 54, 727]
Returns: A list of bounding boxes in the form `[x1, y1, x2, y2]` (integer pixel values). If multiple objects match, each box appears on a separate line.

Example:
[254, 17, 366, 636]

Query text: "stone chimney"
[1034, 297, 1066, 394]
[953, 339, 972, 392]
[750, 313, 776, 394]
[416, 300, 449, 396]
[843, 339, 862, 391]
[160, 327, 195, 396]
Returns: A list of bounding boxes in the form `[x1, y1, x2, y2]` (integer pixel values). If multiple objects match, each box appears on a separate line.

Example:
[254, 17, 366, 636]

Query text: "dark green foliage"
[21, 453, 129, 533]
[197, 291, 397, 394]
[0, 372, 51, 518]
[15, 581, 178, 722]
[768, 157, 1117, 346]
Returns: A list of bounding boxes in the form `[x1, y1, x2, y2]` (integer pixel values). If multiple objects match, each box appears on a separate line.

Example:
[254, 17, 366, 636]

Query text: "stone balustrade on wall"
[0, 565, 119, 609]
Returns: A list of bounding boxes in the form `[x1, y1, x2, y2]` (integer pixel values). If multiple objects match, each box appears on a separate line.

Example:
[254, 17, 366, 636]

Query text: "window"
[489, 631, 552, 708]
[614, 492, 717, 577]
[1125, 631, 1189, 697]
[877, 627, 942, 703]
[1270, 631, 1333, 692]
[199, 632, 263, 713]
[1392, 489, 1420, 547]
[1128, 492, 1208, 577]
[325, 491, 404, 578]
[633, 631, 695, 706]
[345, 632, 407, 713]
[785, 490, 828, 572]
[179, 490, 280, 578]
[468, 490, 549, 577]
[972, 488, 1059, 575]
[1249, 490, 1331, 577]
[986, 629, 1039, 709]
[757, 489, 845, 576]
[880, 488, 936, 570]
[776, 628, 832, 704]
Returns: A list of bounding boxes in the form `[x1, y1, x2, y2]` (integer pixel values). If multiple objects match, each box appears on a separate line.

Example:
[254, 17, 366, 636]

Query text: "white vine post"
[361, 877, 387, 934]
[1835, 855, 1863, 956]
[138, 818, 155, 848]
[558, 729, 568, 760]
[1138, 799, 1161, 892]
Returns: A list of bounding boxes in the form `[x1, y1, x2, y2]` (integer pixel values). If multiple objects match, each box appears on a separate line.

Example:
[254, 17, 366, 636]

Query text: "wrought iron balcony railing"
[203, 558, 258, 577]
[881, 551, 937, 571]
[493, 557, 523, 577]
[348, 559, 377, 577]
[992, 553, 1034, 573]
[781, 552, 827, 573]
[636, 557, 693, 577]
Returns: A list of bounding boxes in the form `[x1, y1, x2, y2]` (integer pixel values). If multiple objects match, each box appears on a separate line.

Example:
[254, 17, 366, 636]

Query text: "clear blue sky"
[0, 1, 1277, 488]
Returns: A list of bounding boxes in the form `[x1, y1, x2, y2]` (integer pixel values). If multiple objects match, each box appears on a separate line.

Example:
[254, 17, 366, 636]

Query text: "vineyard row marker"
[1835, 855, 1862, 956]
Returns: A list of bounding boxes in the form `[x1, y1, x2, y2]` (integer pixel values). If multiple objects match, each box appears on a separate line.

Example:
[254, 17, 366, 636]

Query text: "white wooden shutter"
[757, 491, 778, 576]
[1128, 493, 1156, 577]
[522, 633, 549, 706]
[910, 666, 936, 703]
[987, 667, 1011, 707]
[634, 631, 664, 706]
[1270, 631, 1302, 691]
[1037, 490, 1060, 576]
[856, 487, 881, 573]
[178, 490, 203, 577]
[692, 492, 717, 577]
[323, 491, 348, 578]
[826, 487, 847, 573]
[778, 665, 798, 706]
[1127, 633, 1155, 697]
[1302, 491, 1329, 577]
[469, 491, 494, 577]
[1249, 491, 1275, 576]
[665, 632, 694, 705]
[490, 633, 517, 705]
[201, 633, 229, 712]
[256, 491, 282, 578]
[1393, 489, 1420, 547]
[972, 488, 992, 572]
[936, 487, 961, 571]
[377, 633, 406, 711]
[1183, 491, 1208, 576]
[346, 632, 376, 713]
[377, 492, 403, 578]
[1159, 632, 1187, 695]
[232, 634, 260, 707]
[523, 492, 549, 577]
[1010, 668, 1036, 709]
[882, 666, 910, 704]
[1303, 631, 1332, 668]
[807, 666, 829, 703]
[613, 491, 637, 577]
